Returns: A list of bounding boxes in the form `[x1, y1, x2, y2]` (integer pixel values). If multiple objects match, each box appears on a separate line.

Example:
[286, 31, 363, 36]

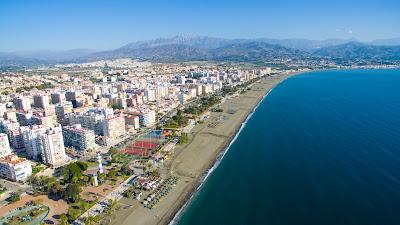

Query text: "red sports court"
[123, 147, 148, 156]
[132, 140, 158, 149]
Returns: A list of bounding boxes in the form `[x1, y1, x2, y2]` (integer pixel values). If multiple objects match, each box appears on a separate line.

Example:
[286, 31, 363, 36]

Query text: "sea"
[174, 69, 400, 225]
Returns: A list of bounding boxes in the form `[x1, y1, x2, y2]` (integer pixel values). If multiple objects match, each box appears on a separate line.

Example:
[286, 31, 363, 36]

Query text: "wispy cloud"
[335, 28, 354, 36]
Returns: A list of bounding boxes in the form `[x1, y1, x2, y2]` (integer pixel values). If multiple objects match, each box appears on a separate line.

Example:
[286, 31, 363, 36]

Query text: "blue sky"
[0, 0, 399, 51]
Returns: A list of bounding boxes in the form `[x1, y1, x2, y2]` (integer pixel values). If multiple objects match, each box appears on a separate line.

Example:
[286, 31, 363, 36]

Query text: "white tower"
[97, 152, 103, 174]
[93, 174, 99, 187]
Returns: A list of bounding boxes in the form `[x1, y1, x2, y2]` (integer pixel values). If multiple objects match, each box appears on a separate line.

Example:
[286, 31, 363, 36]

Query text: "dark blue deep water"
[176, 69, 400, 225]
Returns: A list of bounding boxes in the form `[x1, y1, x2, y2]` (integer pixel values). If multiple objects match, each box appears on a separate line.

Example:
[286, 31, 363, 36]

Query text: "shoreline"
[165, 71, 301, 225]
[115, 71, 303, 225]
[162, 67, 400, 225]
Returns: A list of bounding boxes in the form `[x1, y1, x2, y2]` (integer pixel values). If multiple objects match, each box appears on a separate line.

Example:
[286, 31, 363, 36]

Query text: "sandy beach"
[109, 72, 300, 225]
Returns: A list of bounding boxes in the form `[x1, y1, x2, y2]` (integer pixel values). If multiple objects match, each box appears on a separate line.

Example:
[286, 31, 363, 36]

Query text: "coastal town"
[0, 59, 290, 224]
[2, 0, 400, 224]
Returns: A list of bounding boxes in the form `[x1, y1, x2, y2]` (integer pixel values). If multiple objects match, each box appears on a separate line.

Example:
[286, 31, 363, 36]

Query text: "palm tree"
[104, 199, 118, 218]
[85, 216, 95, 225]
[109, 199, 117, 212]
[59, 214, 69, 225]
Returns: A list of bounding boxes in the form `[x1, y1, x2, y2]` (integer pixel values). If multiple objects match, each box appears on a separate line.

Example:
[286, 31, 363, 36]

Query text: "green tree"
[62, 162, 85, 184]
[80, 200, 90, 210]
[82, 175, 90, 184]
[109, 146, 118, 155]
[104, 199, 118, 216]
[67, 206, 81, 220]
[1, 90, 10, 95]
[178, 133, 189, 144]
[64, 184, 81, 203]
[9, 192, 21, 203]
[108, 169, 117, 180]
[110, 103, 123, 110]
[60, 214, 69, 225]
[98, 172, 106, 181]
[50, 181, 62, 196]
[76, 161, 88, 171]
[120, 164, 133, 176]
[85, 216, 96, 225]
[89, 77, 99, 83]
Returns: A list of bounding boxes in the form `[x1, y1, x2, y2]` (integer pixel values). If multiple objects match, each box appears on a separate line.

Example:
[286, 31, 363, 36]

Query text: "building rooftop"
[64, 124, 92, 133]
[0, 154, 29, 165]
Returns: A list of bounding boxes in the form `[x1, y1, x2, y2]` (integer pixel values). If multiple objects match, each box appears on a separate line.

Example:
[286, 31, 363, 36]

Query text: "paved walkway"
[73, 175, 137, 225]
[0, 204, 49, 225]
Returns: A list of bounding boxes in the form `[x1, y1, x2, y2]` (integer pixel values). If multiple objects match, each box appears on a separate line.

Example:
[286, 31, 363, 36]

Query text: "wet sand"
[111, 73, 299, 225]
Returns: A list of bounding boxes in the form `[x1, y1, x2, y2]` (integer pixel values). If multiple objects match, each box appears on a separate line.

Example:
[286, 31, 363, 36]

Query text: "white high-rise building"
[0, 103, 6, 117]
[33, 94, 50, 109]
[55, 102, 73, 125]
[13, 96, 31, 111]
[0, 133, 12, 157]
[2, 121, 24, 150]
[5, 111, 17, 122]
[103, 115, 125, 140]
[144, 88, 156, 102]
[196, 84, 203, 96]
[16, 111, 33, 126]
[202, 84, 212, 94]
[51, 92, 66, 104]
[68, 111, 106, 136]
[124, 115, 140, 130]
[63, 124, 96, 151]
[178, 92, 190, 104]
[177, 75, 186, 85]
[21, 125, 46, 160]
[39, 125, 67, 166]
[189, 88, 197, 98]
[66, 90, 80, 101]
[139, 110, 156, 127]
[156, 86, 168, 99]
[0, 154, 32, 181]
[21, 125, 67, 165]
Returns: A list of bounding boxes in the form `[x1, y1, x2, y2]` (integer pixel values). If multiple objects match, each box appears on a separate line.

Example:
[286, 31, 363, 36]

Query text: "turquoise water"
[176, 69, 400, 225]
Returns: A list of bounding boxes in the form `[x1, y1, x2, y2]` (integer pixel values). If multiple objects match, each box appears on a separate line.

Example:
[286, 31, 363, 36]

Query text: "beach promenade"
[110, 72, 298, 225]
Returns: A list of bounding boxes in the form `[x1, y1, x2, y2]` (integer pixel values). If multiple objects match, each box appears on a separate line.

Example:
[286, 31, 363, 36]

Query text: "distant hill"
[87, 44, 210, 62]
[10, 49, 95, 62]
[314, 42, 400, 61]
[0, 49, 95, 67]
[120, 35, 356, 51]
[86, 41, 313, 63]
[0, 53, 47, 67]
[209, 42, 312, 62]
[121, 35, 235, 50]
[254, 38, 357, 51]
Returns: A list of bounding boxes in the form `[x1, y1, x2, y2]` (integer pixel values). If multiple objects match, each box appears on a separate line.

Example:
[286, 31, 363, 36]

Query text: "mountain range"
[1, 35, 400, 66]
[315, 42, 400, 61]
